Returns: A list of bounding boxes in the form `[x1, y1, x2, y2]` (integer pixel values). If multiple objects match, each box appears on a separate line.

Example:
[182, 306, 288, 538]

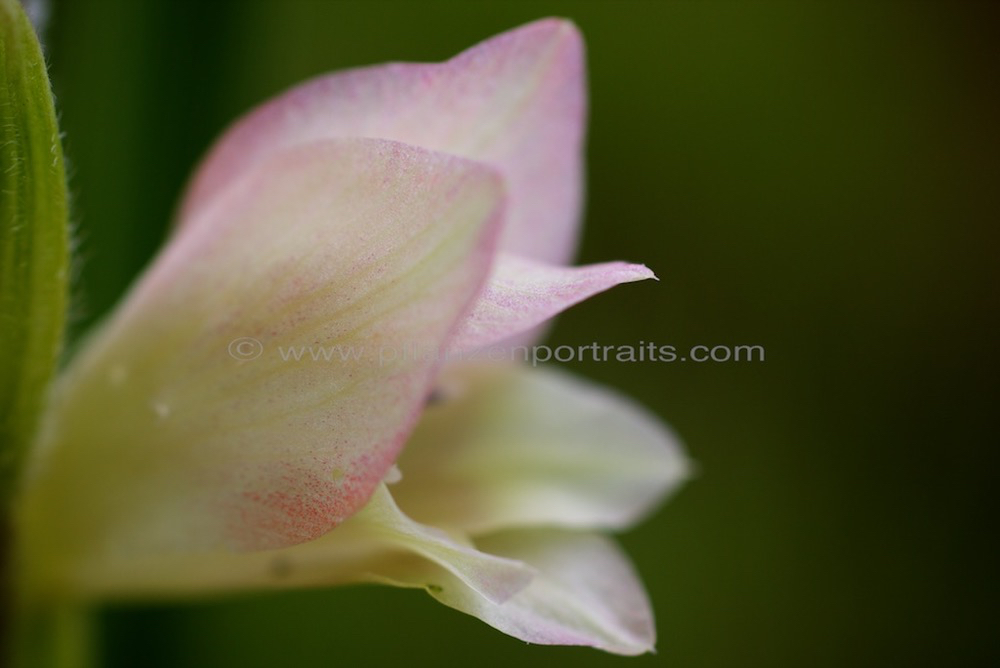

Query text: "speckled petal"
[18, 138, 503, 594]
[179, 18, 585, 264]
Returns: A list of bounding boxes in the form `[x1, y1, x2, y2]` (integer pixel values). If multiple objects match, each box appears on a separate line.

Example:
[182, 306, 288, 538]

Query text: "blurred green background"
[39, 0, 997, 666]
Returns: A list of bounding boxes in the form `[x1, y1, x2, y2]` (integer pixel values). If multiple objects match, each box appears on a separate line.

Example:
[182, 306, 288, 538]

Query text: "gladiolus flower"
[16, 18, 689, 655]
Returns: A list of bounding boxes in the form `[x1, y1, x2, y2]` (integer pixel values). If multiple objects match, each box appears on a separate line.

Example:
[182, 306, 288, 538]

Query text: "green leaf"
[0, 0, 70, 504]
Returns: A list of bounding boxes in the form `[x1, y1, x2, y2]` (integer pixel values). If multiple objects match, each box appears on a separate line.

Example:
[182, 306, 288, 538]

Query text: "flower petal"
[451, 254, 656, 352]
[19, 138, 504, 580]
[382, 530, 657, 656]
[393, 365, 689, 534]
[346, 485, 534, 604]
[179, 18, 585, 264]
[52, 484, 533, 603]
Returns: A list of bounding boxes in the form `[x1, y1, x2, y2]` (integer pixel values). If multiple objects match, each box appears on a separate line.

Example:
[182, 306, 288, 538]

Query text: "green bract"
[0, 0, 69, 504]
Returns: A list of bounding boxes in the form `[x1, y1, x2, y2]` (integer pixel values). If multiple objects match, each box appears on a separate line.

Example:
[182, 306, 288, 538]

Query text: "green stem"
[8, 600, 96, 668]
[2, 516, 96, 668]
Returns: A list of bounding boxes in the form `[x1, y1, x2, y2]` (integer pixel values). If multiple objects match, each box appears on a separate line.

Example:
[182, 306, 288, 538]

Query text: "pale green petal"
[17, 138, 504, 597]
[341, 485, 533, 604]
[393, 364, 689, 533]
[48, 484, 533, 604]
[381, 529, 657, 656]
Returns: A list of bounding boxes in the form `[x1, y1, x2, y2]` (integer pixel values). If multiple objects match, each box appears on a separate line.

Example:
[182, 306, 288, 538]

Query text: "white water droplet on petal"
[383, 464, 403, 484]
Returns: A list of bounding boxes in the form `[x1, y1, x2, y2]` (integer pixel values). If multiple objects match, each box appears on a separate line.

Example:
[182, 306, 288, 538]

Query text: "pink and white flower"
[17, 18, 689, 655]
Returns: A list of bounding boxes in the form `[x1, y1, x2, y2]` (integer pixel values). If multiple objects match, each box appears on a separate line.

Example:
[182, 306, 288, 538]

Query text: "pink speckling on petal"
[177, 19, 585, 266]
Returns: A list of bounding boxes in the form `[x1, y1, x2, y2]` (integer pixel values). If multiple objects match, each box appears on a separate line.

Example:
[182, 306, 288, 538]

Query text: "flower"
[16, 18, 689, 655]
